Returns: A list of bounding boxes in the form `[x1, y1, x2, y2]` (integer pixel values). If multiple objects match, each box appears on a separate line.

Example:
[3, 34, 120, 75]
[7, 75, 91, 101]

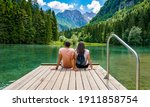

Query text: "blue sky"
[36, 0, 106, 14]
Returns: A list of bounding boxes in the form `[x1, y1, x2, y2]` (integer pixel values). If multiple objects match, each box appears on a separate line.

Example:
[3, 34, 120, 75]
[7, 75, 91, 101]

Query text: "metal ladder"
[104, 34, 140, 90]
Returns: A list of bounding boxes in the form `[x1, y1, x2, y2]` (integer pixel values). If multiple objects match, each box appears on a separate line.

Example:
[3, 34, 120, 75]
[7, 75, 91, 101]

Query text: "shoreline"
[49, 41, 106, 47]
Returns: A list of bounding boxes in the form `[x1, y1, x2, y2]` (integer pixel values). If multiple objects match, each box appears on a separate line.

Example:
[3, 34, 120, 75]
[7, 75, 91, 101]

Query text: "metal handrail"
[104, 34, 140, 90]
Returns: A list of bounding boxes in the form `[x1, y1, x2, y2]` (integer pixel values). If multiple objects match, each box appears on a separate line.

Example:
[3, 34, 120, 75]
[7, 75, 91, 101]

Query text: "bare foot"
[74, 68, 78, 71]
[71, 67, 78, 71]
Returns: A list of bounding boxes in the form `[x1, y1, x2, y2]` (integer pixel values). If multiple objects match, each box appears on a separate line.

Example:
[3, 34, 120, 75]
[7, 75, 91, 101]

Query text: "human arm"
[87, 54, 93, 70]
[71, 51, 78, 71]
[55, 53, 62, 70]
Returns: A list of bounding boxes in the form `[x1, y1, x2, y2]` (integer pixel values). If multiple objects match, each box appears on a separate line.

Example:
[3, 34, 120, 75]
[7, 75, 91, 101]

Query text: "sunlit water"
[0, 44, 150, 89]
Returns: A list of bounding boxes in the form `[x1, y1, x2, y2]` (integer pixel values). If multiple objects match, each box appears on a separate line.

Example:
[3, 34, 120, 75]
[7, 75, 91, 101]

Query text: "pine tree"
[0, 0, 58, 44]
[0, 0, 13, 43]
[52, 11, 58, 41]
[45, 10, 53, 43]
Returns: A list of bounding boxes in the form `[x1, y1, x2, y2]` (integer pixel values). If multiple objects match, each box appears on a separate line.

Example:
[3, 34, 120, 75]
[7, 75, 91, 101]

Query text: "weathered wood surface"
[4, 64, 127, 90]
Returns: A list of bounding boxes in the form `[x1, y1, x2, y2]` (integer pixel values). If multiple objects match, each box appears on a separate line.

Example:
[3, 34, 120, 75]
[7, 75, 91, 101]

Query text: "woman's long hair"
[77, 42, 85, 55]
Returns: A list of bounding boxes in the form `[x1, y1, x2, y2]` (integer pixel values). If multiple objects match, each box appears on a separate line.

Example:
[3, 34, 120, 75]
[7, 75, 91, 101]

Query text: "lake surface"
[0, 44, 150, 90]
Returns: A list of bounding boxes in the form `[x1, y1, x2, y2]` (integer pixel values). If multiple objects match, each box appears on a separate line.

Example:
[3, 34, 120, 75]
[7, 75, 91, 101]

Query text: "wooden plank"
[6, 66, 45, 90]
[27, 66, 52, 90]
[4, 64, 126, 90]
[4, 66, 42, 90]
[68, 69, 76, 90]
[44, 68, 62, 90]
[19, 66, 50, 90]
[61, 69, 71, 90]
[36, 66, 56, 90]
[76, 70, 84, 90]
[80, 69, 91, 90]
[94, 65, 117, 90]
[97, 66, 127, 90]
[52, 68, 66, 90]
[90, 69, 108, 90]
[85, 70, 99, 90]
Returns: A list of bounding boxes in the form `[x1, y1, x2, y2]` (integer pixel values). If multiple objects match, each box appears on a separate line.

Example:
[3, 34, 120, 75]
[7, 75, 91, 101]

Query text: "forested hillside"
[0, 0, 58, 44]
[90, 0, 144, 23]
[61, 0, 150, 46]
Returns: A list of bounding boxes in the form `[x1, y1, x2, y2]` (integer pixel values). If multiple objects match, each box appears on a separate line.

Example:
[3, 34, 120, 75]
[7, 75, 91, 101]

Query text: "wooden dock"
[4, 64, 127, 90]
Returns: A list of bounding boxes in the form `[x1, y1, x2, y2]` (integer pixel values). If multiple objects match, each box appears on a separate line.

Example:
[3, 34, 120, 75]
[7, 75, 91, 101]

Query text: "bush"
[71, 34, 78, 45]
[128, 26, 142, 45]
[59, 36, 66, 42]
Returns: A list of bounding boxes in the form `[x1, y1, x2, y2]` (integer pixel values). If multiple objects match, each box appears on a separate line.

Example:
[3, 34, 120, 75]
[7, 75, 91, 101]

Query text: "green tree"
[71, 34, 78, 45]
[52, 11, 58, 41]
[44, 13, 52, 44]
[122, 28, 130, 43]
[128, 26, 142, 45]
[0, 0, 58, 44]
[59, 35, 66, 42]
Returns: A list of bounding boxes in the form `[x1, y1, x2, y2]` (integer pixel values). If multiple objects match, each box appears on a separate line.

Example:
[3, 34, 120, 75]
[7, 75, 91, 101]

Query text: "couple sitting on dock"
[54, 41, 93, 71]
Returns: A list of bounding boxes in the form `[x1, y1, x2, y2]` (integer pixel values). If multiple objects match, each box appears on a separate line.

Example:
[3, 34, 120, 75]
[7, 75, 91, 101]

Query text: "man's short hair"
[64, 41, 71, 47]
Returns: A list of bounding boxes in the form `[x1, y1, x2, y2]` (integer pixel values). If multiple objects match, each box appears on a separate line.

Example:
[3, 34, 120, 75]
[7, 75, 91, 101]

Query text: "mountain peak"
[58, 9, 81, 15]
[56, 10, 86, 31]
[83, 12, 96, 22]
[56, 9, 96, 31]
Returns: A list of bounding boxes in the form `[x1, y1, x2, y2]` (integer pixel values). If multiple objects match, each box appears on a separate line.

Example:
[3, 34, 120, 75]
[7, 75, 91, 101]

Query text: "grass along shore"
[50, 41, 106, 47]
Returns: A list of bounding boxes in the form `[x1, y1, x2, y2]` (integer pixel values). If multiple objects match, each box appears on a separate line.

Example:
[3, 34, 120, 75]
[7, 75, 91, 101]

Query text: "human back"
[55, 41, 77, 70]
[76, 49, 89, 68]
[75, 42, 93, 69]
[59, 47, 74, 68]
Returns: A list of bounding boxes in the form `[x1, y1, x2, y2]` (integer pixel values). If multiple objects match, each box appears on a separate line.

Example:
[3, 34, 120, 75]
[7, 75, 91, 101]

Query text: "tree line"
[90, 0, 144, 23]
[0, 0, 58, 44]
[61, 0, 150, 46]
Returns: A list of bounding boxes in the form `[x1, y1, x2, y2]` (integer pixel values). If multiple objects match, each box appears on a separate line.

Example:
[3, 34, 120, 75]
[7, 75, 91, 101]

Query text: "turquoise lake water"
[0, 44, 150, 89]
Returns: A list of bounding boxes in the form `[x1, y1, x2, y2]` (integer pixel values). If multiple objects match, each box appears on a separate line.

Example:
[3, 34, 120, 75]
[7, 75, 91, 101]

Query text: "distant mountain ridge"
[90, 0, 144, 23]
[56, 10, 95, 31]
[83, 12, 96, 22]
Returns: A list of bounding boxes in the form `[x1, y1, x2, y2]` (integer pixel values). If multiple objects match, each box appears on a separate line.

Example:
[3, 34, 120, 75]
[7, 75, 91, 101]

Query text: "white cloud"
[87, 0, 102, 13]
[37, 0, 46, 6]
[47, 1, 74, 12]
[80, 5, 84, 11]
[26, 0, 46, 6]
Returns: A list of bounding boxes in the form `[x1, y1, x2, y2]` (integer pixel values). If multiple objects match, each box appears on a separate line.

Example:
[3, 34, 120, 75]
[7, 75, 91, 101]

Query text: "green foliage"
[61, 0, 150, 46]
[51, 11, 58, 41]
[90, 0, 144, 23]
[71, 34, 78, 45]
[0, 0, 58, 44]
[59, 35, 66, 42]
[122, 29, 130, 43]
[128, 26, 142, 45]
